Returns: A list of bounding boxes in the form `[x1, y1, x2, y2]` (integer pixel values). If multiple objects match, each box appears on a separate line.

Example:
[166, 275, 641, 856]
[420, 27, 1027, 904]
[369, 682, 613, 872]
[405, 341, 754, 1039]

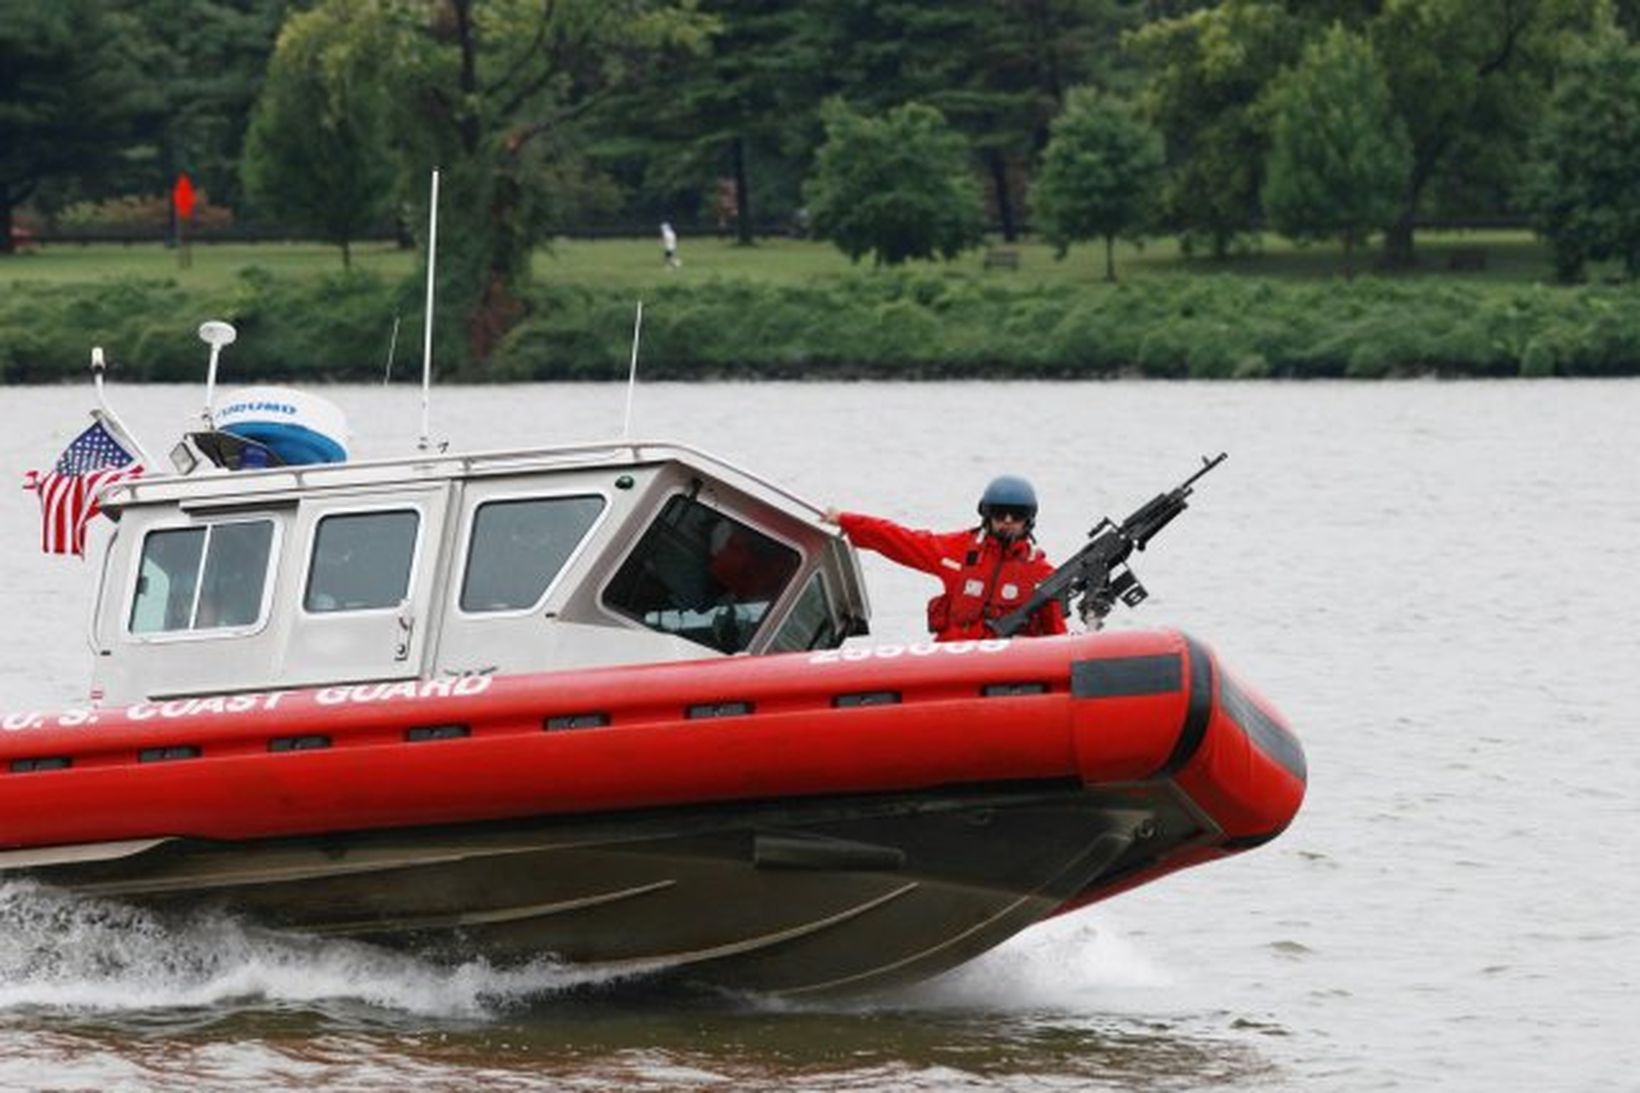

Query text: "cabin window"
[305, 510, 419, 613]
[768, 572, 839, 652]
[603, 495, 800, 654]
[130, 520, 275, 634]
[460, 495, 605, 612]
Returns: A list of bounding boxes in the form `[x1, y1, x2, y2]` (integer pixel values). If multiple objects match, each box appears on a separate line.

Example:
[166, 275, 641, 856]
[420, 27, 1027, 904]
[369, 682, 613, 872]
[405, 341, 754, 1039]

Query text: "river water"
[0, 378, 1636, 1092]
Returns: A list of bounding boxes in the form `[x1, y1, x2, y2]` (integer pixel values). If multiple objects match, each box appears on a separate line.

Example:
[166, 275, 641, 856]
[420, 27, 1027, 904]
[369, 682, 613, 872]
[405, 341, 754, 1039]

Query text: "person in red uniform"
[824, 475, 1067, 641]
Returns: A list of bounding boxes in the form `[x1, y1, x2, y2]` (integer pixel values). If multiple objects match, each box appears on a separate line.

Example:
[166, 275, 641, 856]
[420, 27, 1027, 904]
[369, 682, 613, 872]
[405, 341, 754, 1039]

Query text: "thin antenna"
[383, 313, 401, 386]
[622, 300, 644, 440]
[419, 168, 440, 451]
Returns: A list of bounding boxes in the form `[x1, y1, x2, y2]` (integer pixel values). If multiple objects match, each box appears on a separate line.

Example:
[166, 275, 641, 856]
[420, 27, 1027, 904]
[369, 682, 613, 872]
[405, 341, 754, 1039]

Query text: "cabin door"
[279, 486, 449, 688]
[431, 476, 614, 676]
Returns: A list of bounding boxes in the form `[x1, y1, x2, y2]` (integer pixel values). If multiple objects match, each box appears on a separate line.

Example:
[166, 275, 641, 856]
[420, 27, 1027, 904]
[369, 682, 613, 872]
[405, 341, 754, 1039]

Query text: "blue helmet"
[977, 474, 1038, 519]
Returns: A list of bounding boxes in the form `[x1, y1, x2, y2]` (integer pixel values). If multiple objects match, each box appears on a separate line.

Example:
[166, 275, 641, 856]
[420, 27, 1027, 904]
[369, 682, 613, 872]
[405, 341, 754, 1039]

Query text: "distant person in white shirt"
[661, 221, 680, 269]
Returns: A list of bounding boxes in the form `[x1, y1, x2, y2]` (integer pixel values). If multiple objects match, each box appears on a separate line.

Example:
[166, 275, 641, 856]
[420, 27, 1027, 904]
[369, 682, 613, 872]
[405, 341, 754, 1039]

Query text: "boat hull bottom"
[10, 781, 1214, 997]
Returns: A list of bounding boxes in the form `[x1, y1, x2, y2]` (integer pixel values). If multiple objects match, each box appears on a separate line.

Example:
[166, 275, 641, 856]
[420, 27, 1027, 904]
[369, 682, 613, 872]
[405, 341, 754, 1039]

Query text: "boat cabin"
[89, 439, 871, 705]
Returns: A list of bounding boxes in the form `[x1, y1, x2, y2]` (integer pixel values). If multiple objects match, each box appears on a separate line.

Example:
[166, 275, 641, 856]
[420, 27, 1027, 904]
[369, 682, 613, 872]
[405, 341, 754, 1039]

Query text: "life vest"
[926, 532, 1058, 640]
[834, 512, 1066, 641]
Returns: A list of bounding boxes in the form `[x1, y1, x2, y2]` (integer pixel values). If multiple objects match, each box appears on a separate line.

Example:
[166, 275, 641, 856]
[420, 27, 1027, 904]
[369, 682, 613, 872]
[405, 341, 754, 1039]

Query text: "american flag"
[24, 416, 145, 556]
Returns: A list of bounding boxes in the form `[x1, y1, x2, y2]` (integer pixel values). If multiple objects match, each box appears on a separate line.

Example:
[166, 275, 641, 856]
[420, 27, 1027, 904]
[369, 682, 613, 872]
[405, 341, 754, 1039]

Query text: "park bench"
[983, 247, 1020, 270]
[1447, 247, 1488, 272]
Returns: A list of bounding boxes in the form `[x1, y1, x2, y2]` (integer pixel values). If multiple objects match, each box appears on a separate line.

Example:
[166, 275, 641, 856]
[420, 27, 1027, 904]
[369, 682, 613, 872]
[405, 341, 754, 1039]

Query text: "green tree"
[813, 0, 1134, 242]
[1134, 0, 1596, 267]
[1032, 88, 1163, 280]
[242, 4, 396, 266]
[361, 0, 711, 369]
[803, 99, 986, 266]
[1261, 25, 1409, 279]
[1521, 29, 1640, 281]
[1367, 0, 1598, 266]
[1129, 0, 1304, 258]
[0, 0, 155, 251]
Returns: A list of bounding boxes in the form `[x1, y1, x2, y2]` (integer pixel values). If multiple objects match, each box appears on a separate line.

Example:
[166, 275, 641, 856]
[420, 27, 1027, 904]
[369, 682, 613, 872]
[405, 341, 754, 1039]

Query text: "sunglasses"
[987, 506, 1031, 522]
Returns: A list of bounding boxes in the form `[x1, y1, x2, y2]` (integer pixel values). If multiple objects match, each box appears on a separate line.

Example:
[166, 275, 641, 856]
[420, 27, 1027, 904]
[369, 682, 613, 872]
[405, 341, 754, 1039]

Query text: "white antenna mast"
[89, 346, 159, 467]
[622, 300, 644, 440]
[198, 320, 237, 428]
[92, 347, 110, 414]
[419, 168, 440, 451]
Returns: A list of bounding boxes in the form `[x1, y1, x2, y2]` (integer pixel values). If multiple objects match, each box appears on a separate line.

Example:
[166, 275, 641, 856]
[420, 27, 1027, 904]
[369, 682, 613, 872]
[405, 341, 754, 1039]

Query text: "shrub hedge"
[5, 267, 1639, 382]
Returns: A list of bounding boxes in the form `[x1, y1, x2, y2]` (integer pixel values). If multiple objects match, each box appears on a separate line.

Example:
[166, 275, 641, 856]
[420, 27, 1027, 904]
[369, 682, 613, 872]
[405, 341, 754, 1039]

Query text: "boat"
[1, 324, 1306, 997]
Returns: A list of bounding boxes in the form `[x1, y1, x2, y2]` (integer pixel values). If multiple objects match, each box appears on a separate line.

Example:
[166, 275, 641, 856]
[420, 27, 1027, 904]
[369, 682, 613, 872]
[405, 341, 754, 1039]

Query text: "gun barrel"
[1181, 451, 1228, 492]
[1124, 453, 1223, 548]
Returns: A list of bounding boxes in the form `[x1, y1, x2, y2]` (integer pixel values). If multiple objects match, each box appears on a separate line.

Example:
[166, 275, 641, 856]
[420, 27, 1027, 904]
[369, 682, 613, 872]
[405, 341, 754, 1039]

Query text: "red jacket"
[837, 512, 1068, 641]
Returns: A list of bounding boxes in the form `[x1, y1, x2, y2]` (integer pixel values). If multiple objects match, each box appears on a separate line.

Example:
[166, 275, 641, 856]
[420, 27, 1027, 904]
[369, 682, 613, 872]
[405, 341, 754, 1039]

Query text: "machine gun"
[990, 452, 1227, 637]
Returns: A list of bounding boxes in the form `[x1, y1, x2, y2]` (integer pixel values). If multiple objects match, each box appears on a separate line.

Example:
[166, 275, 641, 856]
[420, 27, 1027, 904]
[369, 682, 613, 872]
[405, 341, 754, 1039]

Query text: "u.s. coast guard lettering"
[0, 675, 493, 732]
[312, 677, 492, 705]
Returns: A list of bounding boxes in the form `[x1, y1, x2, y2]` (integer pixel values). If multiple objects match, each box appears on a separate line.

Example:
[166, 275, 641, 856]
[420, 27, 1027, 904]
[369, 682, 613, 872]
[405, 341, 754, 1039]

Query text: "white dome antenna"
[198, 320, 238, 427]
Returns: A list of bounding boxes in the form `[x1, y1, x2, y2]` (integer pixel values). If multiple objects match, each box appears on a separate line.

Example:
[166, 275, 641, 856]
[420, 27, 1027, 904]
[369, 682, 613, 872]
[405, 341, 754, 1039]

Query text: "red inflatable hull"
[1, 630, 1301, 849]
[0, 630, 1304, 995]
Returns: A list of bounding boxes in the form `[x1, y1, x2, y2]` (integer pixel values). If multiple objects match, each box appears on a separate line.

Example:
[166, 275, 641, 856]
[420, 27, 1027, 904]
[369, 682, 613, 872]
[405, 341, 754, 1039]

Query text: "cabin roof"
[101, 439, 823, 520]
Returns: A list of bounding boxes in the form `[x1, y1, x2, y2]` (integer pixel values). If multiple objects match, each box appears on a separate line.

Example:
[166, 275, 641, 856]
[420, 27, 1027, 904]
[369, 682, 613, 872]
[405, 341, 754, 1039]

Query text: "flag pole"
[90, 347, 158, 467]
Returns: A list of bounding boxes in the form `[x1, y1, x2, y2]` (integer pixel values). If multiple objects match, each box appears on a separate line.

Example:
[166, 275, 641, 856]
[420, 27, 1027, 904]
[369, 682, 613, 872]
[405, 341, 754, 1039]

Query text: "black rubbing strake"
[1219, 674, 1308, 783]
[1158, 638, 1215, 776]
[1070, 655, 1182, 698]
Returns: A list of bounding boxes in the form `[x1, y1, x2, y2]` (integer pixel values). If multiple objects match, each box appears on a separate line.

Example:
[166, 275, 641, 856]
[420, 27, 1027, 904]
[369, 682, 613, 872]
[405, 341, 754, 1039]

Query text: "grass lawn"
[534, 229, 1564, 288]
[0, 228, 1567, 293]
[0, 240, 418, 287]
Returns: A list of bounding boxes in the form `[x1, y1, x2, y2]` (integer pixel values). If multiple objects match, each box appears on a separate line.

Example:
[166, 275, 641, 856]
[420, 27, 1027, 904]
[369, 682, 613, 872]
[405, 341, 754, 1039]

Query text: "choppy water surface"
[1, 379, 1636, 1091]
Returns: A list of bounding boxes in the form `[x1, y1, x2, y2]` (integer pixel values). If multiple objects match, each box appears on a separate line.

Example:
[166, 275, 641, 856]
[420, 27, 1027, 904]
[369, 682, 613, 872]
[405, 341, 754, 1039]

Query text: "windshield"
[603, 494, 800, 653]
